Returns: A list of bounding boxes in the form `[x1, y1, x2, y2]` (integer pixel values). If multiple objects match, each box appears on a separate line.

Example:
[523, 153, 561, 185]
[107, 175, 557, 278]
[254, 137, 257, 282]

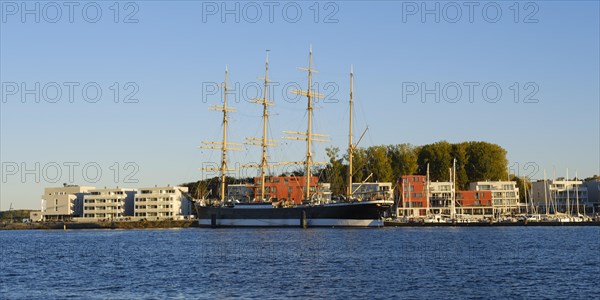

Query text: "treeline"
[182, 141, 511, 199]
[320, 141, 509, 195]
[181, 176, 253, 200]
[0, 210, 33, 221]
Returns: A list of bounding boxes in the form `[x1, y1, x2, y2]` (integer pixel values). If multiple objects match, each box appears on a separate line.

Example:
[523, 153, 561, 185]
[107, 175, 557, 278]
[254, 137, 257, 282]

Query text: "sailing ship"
[196, 48, 393, 227]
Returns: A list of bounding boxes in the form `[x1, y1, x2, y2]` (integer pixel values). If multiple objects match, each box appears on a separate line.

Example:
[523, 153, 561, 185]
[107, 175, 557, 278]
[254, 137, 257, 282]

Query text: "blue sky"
[1, 1, 599, 210]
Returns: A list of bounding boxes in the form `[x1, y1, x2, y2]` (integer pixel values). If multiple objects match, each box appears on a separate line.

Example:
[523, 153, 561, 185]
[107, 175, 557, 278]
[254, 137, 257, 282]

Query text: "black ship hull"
[196, 200, 392, 228]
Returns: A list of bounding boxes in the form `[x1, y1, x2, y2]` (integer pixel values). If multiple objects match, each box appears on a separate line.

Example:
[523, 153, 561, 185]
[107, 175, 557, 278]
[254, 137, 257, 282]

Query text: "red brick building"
[253, 176, 319, 204]
[399, 175, 494, 216]
[399, 175, 428, 215]
[456, 190, 493, 207]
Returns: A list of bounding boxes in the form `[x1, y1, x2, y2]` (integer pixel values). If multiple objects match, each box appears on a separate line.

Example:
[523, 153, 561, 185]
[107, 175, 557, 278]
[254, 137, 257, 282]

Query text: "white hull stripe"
[198, 218, 384, 227]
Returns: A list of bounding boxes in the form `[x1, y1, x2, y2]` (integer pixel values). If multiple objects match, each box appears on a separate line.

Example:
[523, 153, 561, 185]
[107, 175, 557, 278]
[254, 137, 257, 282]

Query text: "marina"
[10, 47, 600, 228]
[190, 48, 600, 228]
[385, 220, 600, 227]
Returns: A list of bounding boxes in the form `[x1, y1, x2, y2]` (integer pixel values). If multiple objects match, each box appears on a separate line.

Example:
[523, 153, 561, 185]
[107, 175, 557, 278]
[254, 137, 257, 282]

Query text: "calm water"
[1, 227, 599, 299]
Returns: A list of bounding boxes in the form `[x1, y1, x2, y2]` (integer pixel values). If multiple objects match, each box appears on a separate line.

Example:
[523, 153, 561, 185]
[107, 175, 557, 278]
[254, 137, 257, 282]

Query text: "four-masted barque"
[196, 48, 393, 227]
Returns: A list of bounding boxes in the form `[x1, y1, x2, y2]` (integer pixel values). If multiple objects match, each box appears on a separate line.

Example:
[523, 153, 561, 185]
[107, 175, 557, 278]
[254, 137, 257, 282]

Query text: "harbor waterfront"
[15, 50, 599, 227]
[3, 2, 598, 299]
[0, 220, 197, 230]
[1, 227, 599, 299]
[2, 218, 600, 230]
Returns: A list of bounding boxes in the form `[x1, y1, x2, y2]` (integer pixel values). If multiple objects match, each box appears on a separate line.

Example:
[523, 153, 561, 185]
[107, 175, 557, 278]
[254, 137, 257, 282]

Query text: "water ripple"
[1, 227, 599, 299]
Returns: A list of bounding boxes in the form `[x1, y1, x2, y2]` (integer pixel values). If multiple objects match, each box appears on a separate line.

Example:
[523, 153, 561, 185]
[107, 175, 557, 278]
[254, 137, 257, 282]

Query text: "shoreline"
[2, 220, 600, 229]
[0, 220, 198, 230]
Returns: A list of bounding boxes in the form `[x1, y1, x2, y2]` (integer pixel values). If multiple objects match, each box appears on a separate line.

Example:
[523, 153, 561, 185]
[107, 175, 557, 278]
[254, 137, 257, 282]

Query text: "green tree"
[185, 140, 512, 197]
[0, 210, 32, 221]
[387, 144, 418, 179]
[451, 142, 469, 190]
[348, 147, 368, 182]
[510, 175, 531, 203]
[465, 141, 508, 181]
[324, 147, 345, 195]
[417, 141, 452, 181]
[366, 145, 393, 182]
[181, 176, 253, 200]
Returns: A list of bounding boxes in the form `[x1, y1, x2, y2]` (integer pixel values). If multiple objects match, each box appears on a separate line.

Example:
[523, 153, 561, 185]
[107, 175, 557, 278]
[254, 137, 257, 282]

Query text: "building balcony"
[86, 209, 124, 214]
[135, 207, 173, 213]
[136, 192, 177, 198]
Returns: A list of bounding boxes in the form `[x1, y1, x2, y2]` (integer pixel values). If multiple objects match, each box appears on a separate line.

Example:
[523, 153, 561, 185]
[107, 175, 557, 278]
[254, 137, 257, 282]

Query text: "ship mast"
[200, 66, 241, 202]
[246, 51, 277, 202]
[284, 46, 327, 202]
[345, 66, 368, 200]
[305, 47, 314, 201]
[220, 67, 229, 202]
[347, 65, 354, 198]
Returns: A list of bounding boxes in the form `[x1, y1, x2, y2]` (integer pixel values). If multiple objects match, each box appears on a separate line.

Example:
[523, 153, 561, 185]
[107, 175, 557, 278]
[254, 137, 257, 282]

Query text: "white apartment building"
[351, 182, 393, 201]
[83, 188, 136, 219]
[469, 181, 520, 214]
[134, 186, 192, 220]
[428, 181, 454, 208]
[532, 180, 588, 214]
[41, 185, 96, 220]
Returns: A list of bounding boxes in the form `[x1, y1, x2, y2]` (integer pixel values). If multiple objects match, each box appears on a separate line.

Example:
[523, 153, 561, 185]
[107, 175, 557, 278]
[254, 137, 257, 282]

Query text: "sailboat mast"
[426, 163, 430, 214]
[575, 171, 580, 216]
[566, 168, 570, 215]
[347, 65, 354, 198]
[543, 170, 549, 215]
[526, 178, 532, 214]
[220, 66, 230, 202]
[305, 47, 314, 201]
[408, 180, 412, 215]
[552, 168, 557, 213]
[451, 159, 456, 219]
